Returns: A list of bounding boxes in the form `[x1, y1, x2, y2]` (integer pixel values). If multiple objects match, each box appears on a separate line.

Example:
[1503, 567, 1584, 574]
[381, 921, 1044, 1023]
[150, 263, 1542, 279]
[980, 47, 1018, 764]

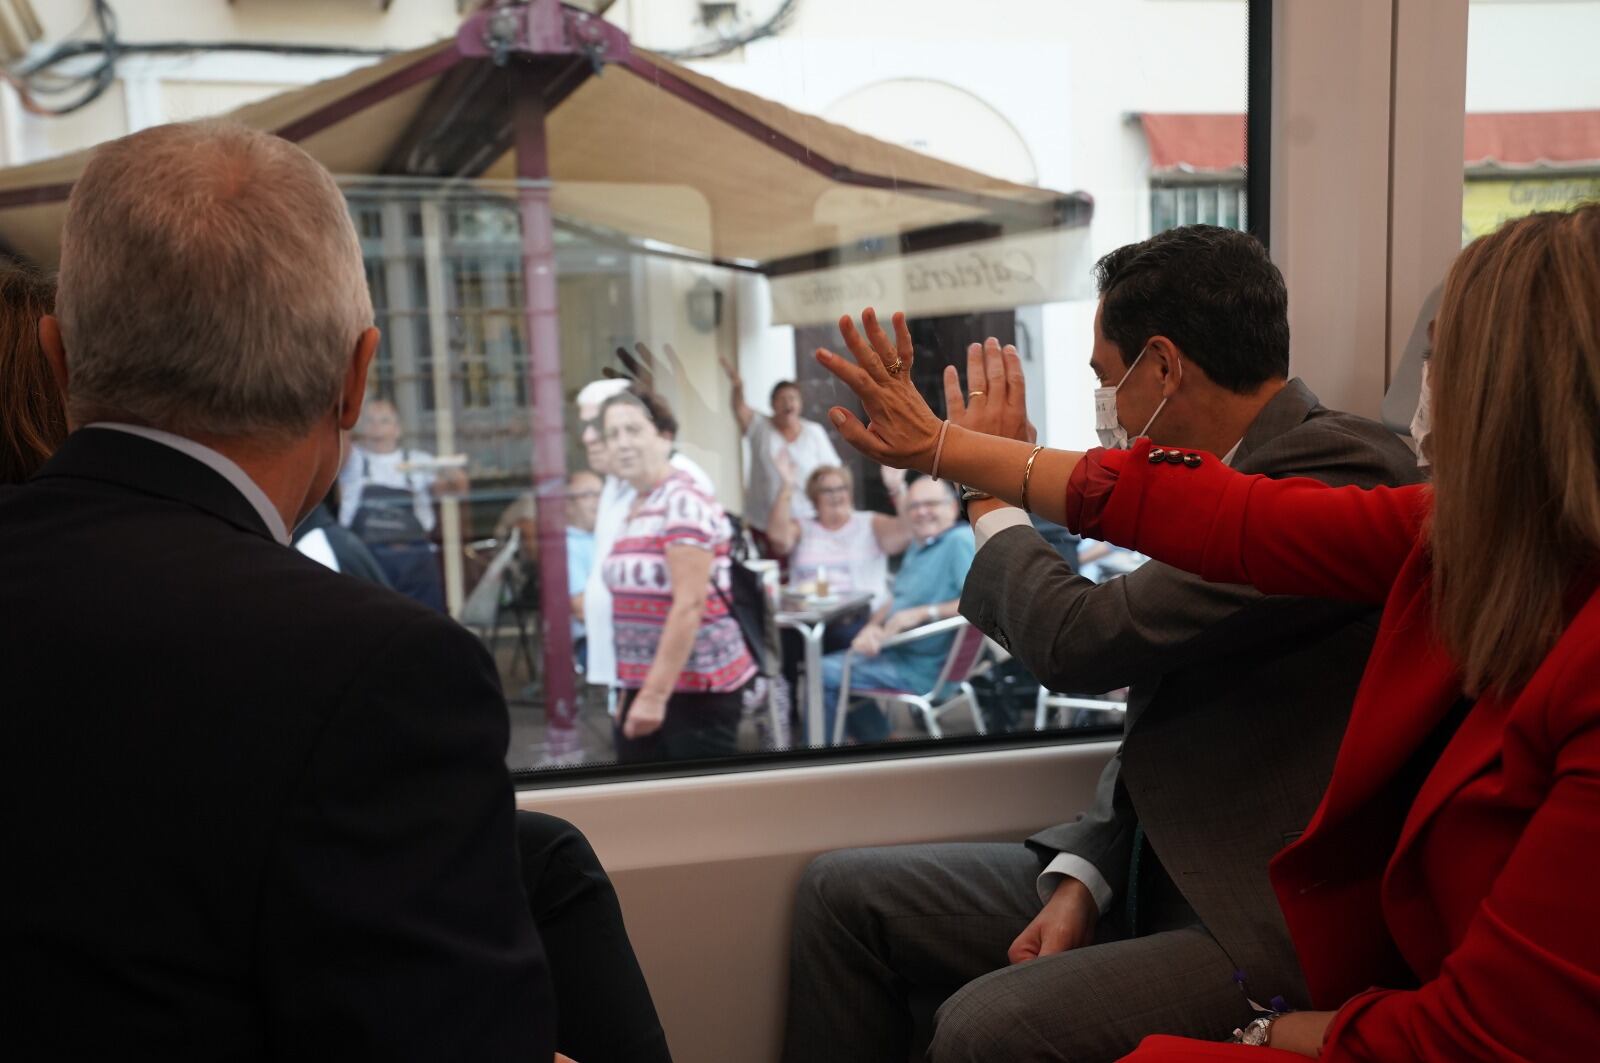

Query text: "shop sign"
[1462, 176, 1600, 243]
[769, 226, 1092, 325]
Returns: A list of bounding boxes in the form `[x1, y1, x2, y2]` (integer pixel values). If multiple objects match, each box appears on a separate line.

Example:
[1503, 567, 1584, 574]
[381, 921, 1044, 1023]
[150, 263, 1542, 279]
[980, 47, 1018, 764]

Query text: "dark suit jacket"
[959, 379, 1423, 1008]
[1, 428, 553, 1060]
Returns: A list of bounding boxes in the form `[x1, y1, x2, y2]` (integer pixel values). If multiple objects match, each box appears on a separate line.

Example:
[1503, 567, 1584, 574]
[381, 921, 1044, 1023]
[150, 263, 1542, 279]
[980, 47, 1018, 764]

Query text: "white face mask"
[1410, 359, 1432, 468]
[1093, 343, 1169, 449]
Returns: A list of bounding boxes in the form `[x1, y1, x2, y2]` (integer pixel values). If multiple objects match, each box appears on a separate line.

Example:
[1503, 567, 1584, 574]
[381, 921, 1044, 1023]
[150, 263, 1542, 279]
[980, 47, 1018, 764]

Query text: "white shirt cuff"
[1036, 852, 1114, 914]
[973, 505, 1032, 550]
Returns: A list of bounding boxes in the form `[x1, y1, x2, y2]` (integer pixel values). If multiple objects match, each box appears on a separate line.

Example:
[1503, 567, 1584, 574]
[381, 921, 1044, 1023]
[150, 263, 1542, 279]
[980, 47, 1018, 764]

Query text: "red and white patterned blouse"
[603, 470, 756, 693]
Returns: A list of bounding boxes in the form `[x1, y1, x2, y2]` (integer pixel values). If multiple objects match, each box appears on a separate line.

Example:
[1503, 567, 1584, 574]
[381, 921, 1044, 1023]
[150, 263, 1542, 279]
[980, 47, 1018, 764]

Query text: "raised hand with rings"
[814, 307, 943, 468]
[946, 336, 1036, 444]
[818, 307, 1076, 525]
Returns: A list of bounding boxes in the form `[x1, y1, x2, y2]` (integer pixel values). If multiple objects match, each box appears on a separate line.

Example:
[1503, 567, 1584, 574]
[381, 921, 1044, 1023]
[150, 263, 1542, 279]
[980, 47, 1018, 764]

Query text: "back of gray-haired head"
[56, 120, 372, 439]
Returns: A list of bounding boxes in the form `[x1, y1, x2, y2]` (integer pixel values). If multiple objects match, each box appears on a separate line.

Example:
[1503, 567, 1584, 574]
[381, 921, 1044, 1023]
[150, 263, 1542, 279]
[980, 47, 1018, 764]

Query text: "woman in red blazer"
[814, 204, 1600, 1060]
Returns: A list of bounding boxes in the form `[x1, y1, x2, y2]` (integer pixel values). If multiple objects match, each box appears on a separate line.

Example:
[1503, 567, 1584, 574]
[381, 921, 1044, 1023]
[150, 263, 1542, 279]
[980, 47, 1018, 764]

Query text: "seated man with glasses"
[817, 474, 973, 743]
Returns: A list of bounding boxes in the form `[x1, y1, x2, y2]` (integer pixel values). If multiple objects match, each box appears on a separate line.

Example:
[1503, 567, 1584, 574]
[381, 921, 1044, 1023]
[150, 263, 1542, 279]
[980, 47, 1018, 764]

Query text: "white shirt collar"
[88, 423, 291, 545]
[1221, 439, 1243, 467]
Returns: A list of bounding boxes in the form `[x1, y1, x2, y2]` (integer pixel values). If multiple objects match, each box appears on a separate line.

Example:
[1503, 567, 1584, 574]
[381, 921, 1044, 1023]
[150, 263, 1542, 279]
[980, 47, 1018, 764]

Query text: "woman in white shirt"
[721, 357, 842, 544]
[766, 460, 912, 609]
[766, 459, 912, 706]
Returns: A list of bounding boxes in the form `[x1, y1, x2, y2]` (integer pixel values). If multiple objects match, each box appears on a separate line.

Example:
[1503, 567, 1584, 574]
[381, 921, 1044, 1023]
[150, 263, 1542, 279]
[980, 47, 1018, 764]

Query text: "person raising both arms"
[764, 451, 911, 603]
[720, 353, 849, 551]
[817, 203, 1600, 1061]
[783, 226, 1419, 1063]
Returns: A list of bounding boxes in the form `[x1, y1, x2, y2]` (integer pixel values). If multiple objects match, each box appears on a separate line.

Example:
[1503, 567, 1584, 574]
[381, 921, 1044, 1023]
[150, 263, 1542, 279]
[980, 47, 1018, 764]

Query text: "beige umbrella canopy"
[0, 6, 1088, 270]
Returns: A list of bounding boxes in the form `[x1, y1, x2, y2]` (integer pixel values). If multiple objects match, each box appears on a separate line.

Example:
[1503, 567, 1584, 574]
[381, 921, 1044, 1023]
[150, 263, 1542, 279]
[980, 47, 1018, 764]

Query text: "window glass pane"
[454, 2, 1250, 775]
[0, 0, 1254, 778]
[1463, 1, 1600, 244]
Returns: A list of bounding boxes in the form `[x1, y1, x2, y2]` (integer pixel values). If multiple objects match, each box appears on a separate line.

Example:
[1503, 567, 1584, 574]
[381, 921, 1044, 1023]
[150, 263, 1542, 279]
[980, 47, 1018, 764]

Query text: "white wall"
[5, 0, 1595, 426]
[604, 0, 1249, 448]
[0, 0, 458, 165]
[607, 0, 1599, 429]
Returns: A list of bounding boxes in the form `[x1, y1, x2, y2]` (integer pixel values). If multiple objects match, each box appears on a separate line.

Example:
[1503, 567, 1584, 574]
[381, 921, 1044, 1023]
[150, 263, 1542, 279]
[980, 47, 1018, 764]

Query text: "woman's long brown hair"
[1430, 202, 1600, 695]
[0, 264, 64, 484]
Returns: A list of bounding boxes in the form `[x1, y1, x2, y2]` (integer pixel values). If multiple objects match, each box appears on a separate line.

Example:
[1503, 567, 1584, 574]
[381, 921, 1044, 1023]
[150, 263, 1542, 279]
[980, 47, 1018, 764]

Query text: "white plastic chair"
[831, 616, 993, 744]
[1034, 689, 1128, 730]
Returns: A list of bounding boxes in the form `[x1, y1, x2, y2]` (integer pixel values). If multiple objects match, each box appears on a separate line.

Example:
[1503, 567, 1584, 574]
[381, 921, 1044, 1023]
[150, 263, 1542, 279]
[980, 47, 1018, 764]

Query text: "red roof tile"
[1139, 110, 1600, 174]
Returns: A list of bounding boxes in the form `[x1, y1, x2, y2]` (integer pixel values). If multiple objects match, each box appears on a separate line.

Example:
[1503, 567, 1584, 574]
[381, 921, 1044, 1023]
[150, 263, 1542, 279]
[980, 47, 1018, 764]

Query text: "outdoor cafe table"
[775, 591, 875, 747]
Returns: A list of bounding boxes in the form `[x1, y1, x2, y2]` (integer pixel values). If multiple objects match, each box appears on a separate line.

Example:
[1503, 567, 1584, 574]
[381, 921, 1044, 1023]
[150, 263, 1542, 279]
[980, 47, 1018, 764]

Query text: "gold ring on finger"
[968, 389, 986, 398]
[884, 358, 904, 375]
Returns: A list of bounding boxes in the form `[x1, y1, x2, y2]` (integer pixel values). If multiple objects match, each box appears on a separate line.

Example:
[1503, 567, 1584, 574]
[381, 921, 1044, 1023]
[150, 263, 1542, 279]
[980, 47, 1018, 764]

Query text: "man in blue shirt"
[565, 469, 603, 667]
[820, 475, 975, 741]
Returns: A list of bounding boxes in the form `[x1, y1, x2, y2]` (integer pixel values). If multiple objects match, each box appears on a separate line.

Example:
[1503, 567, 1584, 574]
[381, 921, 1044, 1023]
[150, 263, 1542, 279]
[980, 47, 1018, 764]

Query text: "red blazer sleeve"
[1069, 440, 1429, 605]
[1318, 665, 1600, 1060]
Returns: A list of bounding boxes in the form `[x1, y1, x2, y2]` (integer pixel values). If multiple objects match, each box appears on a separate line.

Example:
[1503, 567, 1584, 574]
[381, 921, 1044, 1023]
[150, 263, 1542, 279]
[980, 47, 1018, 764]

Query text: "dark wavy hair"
[0, 264, 65, 484]
[1094, 224, 1290, 393]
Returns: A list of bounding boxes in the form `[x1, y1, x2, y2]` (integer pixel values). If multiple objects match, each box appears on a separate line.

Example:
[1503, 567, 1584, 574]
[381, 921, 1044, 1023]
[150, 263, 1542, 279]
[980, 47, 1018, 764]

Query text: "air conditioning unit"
[0, 0, 42, 67]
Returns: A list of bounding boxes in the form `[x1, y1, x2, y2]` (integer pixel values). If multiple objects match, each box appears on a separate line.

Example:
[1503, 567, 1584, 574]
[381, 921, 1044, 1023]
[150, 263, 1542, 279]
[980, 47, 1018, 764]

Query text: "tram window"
[1462, 1, 1600, 243]
[0, 0, 1261, 779]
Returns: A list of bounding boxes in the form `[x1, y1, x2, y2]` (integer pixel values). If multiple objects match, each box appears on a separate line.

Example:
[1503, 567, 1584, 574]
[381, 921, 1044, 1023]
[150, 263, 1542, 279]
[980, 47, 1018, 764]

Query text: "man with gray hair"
[0, 122, 561, 1058]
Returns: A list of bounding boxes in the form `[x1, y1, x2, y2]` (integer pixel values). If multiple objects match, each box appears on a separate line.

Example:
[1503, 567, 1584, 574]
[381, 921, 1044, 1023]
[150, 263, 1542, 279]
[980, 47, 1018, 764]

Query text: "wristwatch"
[1232, 1015, 1280, 1046]
[957, 484, 993, 521]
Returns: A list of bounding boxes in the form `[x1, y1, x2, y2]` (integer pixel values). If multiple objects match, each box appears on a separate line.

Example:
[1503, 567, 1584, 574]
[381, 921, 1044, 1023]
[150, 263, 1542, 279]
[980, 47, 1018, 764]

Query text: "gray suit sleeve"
[965, 527, 1374, 885]
[961, 529, 1277, 893]
[961, 419, 1417, 889]
[1031, 747, 1138, 900]
[961, 526, 1275, 695]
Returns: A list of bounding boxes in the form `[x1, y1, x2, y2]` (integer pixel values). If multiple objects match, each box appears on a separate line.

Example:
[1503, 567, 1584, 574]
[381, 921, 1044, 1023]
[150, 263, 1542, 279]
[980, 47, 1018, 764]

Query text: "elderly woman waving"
[600, 388, 756, 764]
[815, 203, 1600, 1061]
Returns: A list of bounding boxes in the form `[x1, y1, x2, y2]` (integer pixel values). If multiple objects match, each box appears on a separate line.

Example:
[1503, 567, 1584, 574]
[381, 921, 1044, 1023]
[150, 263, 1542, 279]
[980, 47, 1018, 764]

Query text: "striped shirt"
[604, 471, 755, 693]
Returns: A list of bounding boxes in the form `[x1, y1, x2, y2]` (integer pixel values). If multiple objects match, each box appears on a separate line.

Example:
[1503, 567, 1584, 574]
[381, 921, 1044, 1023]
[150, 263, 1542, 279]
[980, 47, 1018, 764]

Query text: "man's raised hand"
[945, 337, 1034, 443]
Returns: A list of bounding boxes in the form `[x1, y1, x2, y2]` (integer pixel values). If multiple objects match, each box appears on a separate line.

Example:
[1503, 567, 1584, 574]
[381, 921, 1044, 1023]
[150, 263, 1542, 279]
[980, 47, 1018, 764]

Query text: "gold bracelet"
[1020, 444, 1045, 514]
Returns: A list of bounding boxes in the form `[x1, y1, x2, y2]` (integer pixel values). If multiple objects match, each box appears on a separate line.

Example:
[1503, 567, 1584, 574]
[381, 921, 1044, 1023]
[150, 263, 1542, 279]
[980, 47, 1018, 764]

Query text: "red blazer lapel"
[1391, 699, 1503, 866]
[1270, 554, 1467, 1004]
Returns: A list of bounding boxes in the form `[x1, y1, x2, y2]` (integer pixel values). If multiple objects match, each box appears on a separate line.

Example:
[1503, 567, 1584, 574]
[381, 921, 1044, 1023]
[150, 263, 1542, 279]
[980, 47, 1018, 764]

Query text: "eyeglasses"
[905, 500, 951, 514]
[568, 490, 601, 501]
[814, 486, 851, 498]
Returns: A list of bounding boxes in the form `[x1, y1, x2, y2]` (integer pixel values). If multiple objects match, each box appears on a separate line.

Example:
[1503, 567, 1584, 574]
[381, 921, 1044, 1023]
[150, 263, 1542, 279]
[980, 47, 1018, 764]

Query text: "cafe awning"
[0, 4, 1090, 271]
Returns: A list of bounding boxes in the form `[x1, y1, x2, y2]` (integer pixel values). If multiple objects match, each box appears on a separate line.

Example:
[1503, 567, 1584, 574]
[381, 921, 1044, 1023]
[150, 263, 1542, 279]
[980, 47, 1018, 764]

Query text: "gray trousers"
[781, 842, 1258, 1063]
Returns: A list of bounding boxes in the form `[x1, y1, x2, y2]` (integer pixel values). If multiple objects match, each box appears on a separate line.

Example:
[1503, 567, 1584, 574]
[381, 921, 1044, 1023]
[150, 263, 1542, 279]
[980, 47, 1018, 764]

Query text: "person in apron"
[338, 399, 455, 611]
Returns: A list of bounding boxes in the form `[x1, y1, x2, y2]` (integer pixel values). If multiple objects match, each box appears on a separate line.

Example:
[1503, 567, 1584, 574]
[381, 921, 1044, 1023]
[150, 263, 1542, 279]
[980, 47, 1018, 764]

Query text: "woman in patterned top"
[599, 388, 756, 763]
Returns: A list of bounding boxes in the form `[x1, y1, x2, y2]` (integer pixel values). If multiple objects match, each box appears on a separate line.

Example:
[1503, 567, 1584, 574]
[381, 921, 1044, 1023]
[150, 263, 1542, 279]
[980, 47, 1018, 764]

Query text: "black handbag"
[714, 517, 782, 677]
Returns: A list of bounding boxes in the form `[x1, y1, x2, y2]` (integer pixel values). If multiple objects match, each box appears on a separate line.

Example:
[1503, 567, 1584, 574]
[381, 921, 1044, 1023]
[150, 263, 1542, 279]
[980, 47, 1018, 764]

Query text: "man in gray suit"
[781, 226, 1423, 1063]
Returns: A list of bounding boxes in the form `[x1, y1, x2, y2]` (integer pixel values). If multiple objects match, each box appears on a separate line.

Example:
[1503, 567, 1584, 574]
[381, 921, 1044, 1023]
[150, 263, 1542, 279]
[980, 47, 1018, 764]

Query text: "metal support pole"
[512, 60, 579, 755]
[420, 200, 467, 617]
